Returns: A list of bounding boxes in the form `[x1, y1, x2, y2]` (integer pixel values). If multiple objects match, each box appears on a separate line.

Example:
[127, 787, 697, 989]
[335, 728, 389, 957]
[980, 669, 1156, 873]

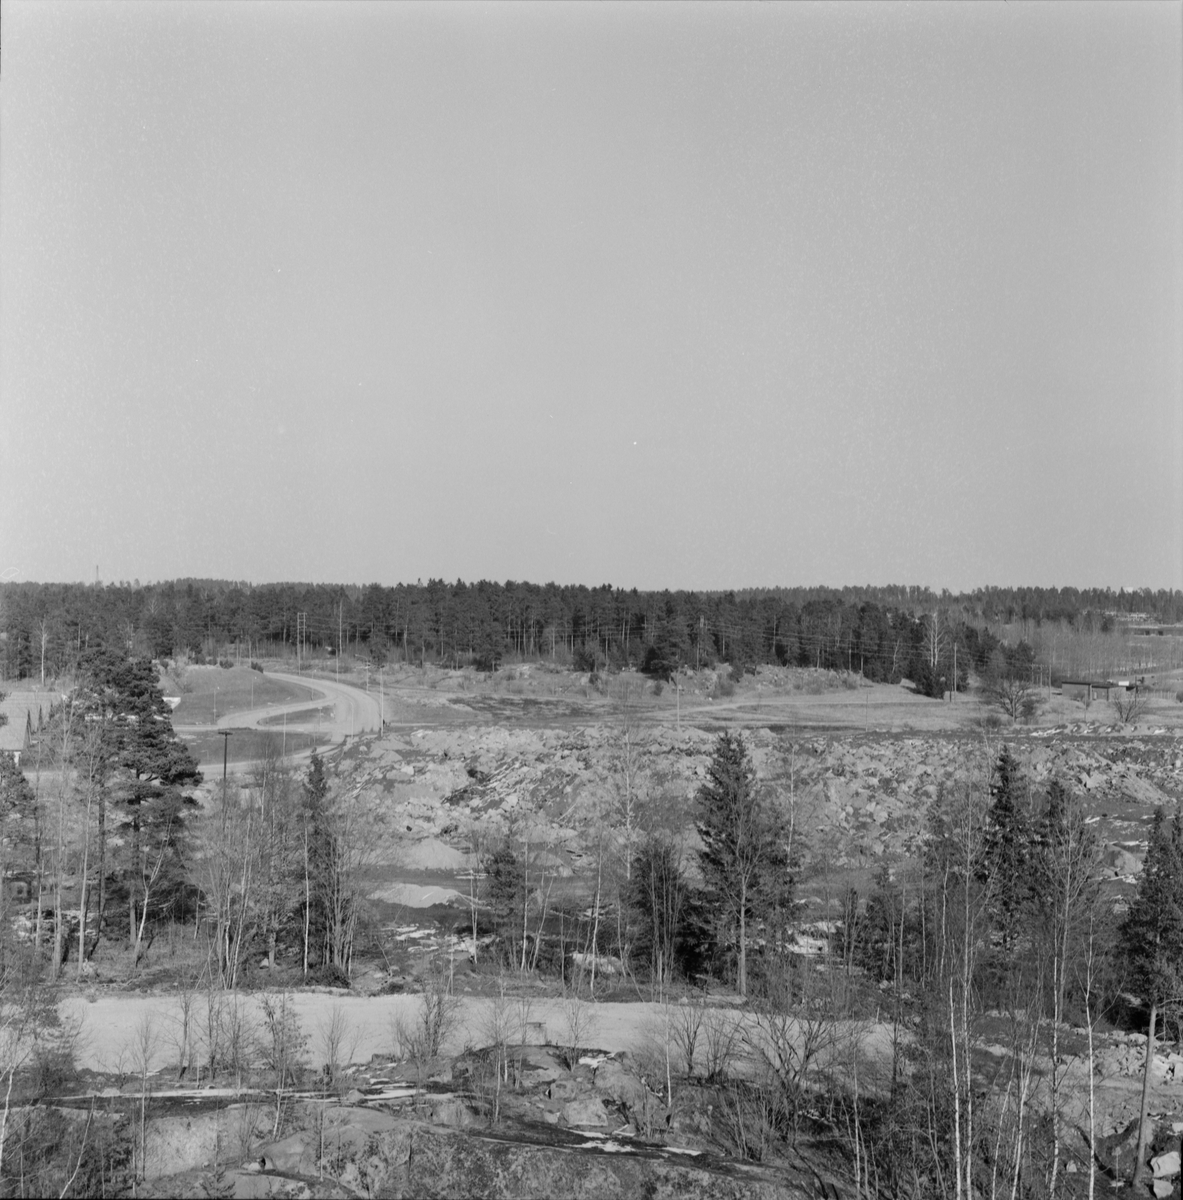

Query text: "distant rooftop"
[0, 688, 62, 752]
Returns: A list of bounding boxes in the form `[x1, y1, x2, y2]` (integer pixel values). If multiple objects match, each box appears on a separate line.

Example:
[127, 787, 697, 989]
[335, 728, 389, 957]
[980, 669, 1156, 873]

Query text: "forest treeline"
[2, 578, 1180, 688]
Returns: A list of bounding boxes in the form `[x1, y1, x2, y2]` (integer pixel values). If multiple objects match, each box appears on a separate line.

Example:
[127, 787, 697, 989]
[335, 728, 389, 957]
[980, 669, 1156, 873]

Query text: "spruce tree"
[696, 732, 792, 996]
[979, 747, 1033, 950]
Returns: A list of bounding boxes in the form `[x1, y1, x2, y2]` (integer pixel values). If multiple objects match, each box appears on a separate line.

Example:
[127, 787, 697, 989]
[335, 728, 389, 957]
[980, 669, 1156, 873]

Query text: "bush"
[26, 1046, 77, 1097]
[305, 964, 351, 989]
[391, 964, 460, 1060]
[714, 677, 735, 699]
[651, 680, 664, 697]
[572, 646, 599, 673]
[257, 993, 308, 1088]
[1176, 690, 1183, 704]
[219, 659, 234, 669]
[250, 661, 264, 674]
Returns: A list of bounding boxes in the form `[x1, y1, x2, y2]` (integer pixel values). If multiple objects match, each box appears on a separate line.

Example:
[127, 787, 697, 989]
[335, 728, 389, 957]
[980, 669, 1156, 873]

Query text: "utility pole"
[952, 643, 957, 703]
[296, 612, 307, 672]
[218, 730, 231, 811]
[337, 602, 342, 684]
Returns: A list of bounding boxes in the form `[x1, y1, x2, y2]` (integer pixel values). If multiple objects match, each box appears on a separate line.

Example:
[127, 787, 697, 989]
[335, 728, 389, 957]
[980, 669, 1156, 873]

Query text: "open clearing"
[170, 665, 318, 725]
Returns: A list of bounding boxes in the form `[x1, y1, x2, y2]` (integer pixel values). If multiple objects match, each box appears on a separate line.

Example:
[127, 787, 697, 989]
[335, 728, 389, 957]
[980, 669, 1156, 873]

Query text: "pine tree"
[1120, 805, 1183, 1188]
[68, 649, 201, 957]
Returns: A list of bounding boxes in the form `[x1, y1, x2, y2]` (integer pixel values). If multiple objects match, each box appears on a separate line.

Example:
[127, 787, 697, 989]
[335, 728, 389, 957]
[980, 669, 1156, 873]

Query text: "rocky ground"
[326, 700, 1183, 894]
[102, 1040, 847, 1199]
[25, 1012, 1183, 1199]
[41, 667, 1183, 1197]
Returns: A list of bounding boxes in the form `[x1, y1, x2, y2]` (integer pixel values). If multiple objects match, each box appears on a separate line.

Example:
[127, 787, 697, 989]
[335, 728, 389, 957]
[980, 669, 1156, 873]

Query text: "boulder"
[143, 1107, 269, 1180]
[517, 1045, 564, 1082]
[562, 1096, 610, 1127]
[1152, 1149, 1181, 1179]
[548, 1078, 581, 1101]
[593, 1058, 660, 1127]
[429, 1097, 478, 1128]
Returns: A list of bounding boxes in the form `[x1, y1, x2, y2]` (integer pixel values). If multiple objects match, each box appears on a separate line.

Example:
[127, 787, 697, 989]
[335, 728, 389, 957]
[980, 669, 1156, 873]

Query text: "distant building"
[1061, 679, 1136, 703]
[0, 689, 61, 766]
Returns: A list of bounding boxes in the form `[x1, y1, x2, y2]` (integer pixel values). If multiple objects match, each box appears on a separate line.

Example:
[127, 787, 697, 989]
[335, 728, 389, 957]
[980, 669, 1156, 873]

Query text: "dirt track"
[174, 671, 385, 771]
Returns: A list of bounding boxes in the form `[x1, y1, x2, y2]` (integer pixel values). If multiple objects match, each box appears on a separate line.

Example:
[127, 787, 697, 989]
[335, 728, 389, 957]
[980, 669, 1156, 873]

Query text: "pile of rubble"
[1096, 1036, 1183, 1082]
[332, 722, 1183, 874]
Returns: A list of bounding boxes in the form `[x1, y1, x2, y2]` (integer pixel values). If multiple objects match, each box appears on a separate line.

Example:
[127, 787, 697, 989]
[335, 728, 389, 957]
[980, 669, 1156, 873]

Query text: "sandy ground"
[51, 990, 1183, 1144]
[60, 990, 896, 1080]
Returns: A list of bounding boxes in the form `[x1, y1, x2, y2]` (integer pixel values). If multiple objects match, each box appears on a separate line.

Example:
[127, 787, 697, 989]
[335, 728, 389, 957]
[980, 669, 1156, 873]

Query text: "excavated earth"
[327, 714, 1183, 891]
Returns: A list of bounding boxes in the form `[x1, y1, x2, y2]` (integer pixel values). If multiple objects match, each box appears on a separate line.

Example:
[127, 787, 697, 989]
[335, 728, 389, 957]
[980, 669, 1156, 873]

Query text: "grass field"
[258, 704, 334, 726]
[185, 726, 327, 766]
[171, 665, 318, 724]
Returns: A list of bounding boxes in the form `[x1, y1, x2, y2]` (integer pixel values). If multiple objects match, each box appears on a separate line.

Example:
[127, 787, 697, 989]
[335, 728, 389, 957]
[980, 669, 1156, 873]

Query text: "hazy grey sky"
[2, 1, 1180, 591]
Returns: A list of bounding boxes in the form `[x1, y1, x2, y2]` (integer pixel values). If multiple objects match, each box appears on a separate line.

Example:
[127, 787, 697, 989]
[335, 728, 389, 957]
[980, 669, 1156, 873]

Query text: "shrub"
[651, 680, 664, 697]
[391, 964, 460, 1060]
[1176, 690, 1183, 704]
[257, 993, 308, 1088]
[714, 677, 735, 699]
[250, 660, 264, 673]
[568, 648, 595, 676]
[27, 1045, 76, 1097]
[219, 659, 234, 669]
[305, 964, 351, 989]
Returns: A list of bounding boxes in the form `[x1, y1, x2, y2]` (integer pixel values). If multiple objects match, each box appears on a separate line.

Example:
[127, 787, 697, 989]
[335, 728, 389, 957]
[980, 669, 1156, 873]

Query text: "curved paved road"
[222, 671, 383, 742]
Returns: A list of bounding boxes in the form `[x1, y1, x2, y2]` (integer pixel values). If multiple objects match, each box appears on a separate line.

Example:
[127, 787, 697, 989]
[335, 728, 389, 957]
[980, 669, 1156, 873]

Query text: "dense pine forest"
[2, 579, 1180, 689]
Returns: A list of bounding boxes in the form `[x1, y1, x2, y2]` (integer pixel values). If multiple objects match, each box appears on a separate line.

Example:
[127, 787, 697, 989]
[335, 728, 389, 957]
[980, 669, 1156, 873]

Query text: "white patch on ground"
[373, 883, 466, 908]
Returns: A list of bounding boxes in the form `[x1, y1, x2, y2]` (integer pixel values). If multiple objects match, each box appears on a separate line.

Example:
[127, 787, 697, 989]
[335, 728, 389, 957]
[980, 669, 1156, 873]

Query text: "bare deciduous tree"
[983, 671, 1041, 723]
[1111, 687, 1151, 725]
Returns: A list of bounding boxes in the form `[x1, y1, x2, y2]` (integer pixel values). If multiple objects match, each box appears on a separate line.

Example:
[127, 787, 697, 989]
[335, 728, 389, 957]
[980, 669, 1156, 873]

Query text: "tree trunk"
[88, 798, 107, 961]
[302, 815, 311, 979]
[737, 878, 747, 997]
[1133, 1000, 1157, 1189]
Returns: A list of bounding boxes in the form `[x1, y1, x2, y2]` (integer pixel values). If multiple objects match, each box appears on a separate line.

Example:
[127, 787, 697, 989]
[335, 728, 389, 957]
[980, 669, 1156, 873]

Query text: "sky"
[1, 1, 1180, 593]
